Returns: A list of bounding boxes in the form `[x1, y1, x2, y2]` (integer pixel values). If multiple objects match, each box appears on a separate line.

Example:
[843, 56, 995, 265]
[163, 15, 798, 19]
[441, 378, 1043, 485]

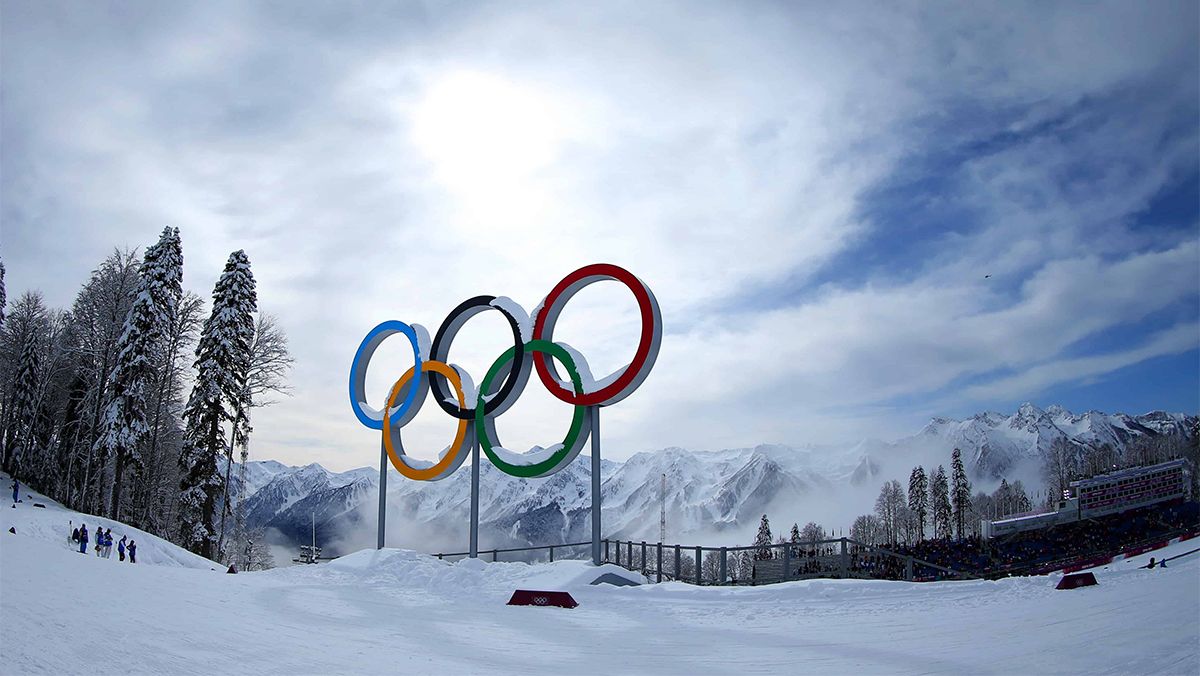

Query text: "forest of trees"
[766, 433, 1198, 554]
[0, 230, 292, 569]
[846, 435, 1198, 548]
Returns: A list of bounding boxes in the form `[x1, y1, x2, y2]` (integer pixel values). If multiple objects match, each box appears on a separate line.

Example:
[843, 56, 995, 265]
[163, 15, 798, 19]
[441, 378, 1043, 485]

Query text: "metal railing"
[432, 536, 976, 584]
[435, 541, 593, 563]
[599, 537, 977, 585]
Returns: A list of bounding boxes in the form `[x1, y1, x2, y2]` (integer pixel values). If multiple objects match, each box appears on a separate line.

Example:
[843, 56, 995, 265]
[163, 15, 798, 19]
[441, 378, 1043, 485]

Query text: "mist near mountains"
[239, 404, 1197, 562]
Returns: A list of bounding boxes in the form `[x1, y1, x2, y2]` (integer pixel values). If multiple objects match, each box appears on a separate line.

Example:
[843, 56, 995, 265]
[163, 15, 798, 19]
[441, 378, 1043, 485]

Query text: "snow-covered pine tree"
[789, 522, 801, 557]
[908, 466, 928, 541]
[951, 448, 971, 540]
[94, 227, 183, 521]
[930, 465, 952, 540]
[8, 321, 43, 477]
[753, 514, 773, 560]
[179, 250, 257, 560]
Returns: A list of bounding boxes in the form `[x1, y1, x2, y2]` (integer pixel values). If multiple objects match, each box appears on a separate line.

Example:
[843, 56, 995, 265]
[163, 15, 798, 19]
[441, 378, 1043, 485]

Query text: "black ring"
[429, 295, 529, 420]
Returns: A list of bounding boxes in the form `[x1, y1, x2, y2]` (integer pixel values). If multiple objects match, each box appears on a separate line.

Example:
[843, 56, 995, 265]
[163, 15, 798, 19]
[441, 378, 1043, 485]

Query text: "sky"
[2, 1, 1197, 472]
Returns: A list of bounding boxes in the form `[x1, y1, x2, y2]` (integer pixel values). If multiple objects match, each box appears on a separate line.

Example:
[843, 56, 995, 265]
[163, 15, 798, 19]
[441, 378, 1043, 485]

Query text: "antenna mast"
[660, 473, 667, 543]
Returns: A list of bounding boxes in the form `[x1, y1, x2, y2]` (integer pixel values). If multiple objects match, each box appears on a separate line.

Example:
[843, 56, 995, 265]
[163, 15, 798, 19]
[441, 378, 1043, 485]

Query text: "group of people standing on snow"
[70, 522, 136, 563]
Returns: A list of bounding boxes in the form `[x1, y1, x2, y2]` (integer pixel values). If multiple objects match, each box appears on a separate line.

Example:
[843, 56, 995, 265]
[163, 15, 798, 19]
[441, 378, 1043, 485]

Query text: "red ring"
[532, 263, 660, 407]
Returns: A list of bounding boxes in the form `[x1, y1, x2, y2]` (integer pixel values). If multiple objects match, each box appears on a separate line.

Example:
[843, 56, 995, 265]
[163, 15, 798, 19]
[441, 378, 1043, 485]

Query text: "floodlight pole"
[377, 438, 387, 550]
[470, 433, 480, 559]
[591, 405, 602, 566]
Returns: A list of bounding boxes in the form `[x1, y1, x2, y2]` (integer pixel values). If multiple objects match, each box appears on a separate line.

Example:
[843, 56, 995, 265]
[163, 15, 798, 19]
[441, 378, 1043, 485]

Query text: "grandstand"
[981, 458, 1190, 539]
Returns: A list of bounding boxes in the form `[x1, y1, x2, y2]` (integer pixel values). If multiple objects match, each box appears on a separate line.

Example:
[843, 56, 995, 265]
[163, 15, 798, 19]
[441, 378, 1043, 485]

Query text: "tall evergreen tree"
[951, 448, 971, 540]
[930, 464, 952, 540]
[908, 466, 928, 541]
[179, 250, 257, 559]
[8, 324, 43, 477]
[753, 514, 774, 560]
[95, 228, 183, 520]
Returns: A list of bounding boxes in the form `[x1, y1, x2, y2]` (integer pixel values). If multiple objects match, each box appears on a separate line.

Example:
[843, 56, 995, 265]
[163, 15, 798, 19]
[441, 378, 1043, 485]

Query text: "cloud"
[2, 1, 1196, 470]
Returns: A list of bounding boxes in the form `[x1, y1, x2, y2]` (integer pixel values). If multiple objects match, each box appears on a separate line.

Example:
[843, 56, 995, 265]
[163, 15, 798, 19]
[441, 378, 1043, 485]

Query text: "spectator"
[103, 529, 114, 558]
[128, 540, 137, 564]
[78, 524, 89, 554]
[11, 478, 18, 504]
[118, 535, 127, 562]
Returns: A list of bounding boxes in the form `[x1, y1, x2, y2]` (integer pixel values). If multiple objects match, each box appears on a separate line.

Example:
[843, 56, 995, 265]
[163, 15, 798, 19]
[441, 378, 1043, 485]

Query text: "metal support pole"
[641, 541, 647, 573]
[840, 538, 848, 578]
[783, 544, 791, 582]
[549, 546, 554, 563]
[656, 543, 663, 583]
[604, 539, 610, 563]
[694, 546, 702, 585]
[469, 434, 480, 559]
[906, 555, 913, 581]
[719, 547, 727, 584]
[590, 406, 601, 566]
[377, 438, 387, 550]
[628, 541, 633, 567]
[674, 545, 681, 581]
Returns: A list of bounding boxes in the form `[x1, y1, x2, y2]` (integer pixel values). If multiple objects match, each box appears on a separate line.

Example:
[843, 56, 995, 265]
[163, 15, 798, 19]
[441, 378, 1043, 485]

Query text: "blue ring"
[349, 320, 423, 429]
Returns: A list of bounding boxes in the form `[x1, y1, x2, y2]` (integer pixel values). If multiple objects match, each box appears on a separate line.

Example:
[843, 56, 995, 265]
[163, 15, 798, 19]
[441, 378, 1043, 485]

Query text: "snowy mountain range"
[242, 404, 1196, 556]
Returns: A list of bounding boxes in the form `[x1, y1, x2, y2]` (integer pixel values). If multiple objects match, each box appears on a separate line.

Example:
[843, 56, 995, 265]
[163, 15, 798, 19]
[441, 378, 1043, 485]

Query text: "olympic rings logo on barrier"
[349, 264, 661, 481]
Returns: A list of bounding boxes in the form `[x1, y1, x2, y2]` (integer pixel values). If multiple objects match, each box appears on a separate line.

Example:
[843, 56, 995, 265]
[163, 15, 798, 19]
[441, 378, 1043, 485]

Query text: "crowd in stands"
[891, 499, 1198, 580]
[759, 499, 1199, 583]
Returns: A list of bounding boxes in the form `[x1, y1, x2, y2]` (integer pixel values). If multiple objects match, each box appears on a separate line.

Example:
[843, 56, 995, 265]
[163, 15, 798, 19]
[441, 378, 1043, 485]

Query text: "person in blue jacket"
[10, 478, 18, 504]
[118, 535, 127, 562]
[78, 524, 89, 554]
[128, 540, 137, 564]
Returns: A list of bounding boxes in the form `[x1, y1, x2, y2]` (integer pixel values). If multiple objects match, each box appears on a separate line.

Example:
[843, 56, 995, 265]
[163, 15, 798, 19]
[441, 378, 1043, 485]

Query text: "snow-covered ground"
[2, 479, 1197, 675]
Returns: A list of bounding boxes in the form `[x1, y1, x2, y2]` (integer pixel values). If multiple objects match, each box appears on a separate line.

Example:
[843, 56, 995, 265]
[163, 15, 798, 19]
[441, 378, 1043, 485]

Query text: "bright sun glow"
[411, 71, 567, 196]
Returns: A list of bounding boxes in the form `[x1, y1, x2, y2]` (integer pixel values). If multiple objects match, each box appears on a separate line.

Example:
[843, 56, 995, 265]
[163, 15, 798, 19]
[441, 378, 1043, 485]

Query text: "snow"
[0, 474, 216, 570]
[489, 296, 532, 342]
[3, 475, 1198, 674]
[553, 341, 629, 394]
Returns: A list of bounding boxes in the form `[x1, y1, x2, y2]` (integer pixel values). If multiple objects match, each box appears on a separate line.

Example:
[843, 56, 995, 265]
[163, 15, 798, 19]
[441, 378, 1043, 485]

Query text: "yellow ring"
[382, 360, 471, 481]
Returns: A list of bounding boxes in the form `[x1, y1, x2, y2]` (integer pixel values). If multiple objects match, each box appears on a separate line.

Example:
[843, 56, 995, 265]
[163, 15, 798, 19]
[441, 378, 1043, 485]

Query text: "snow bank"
[1, 493, 1196, 675]
[0, 472, 217, 570]
[317, 547, 646, 598]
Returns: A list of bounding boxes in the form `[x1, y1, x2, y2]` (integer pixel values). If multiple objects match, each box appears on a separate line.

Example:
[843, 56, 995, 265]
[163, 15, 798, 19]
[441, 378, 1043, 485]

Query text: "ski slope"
[2, 480, 1197, 675]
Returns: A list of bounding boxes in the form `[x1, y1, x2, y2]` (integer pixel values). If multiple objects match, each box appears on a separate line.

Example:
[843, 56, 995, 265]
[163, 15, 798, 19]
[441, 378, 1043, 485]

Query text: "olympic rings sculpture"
[349, 264, 661, 481]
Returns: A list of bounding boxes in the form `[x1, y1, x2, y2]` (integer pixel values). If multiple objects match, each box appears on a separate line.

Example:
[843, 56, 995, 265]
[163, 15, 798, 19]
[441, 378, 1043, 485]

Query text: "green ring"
[476, 339, 587, 478]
